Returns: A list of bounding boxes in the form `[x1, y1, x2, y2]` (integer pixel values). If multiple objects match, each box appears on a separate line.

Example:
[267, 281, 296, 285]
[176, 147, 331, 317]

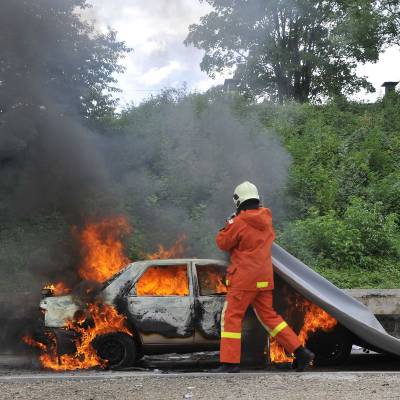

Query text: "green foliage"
[279, 199, 399, 270]
[263, 94, 400, 287]
[313, 263, 400, 289]
[185, 0, 400, 102]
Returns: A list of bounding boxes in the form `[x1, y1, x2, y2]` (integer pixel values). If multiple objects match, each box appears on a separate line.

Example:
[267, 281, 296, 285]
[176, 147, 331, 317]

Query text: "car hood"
[41, 295, 81, 328]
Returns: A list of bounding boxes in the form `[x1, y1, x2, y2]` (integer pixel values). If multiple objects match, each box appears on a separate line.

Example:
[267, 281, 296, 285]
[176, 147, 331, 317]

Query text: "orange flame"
[134, 235, 190, 296]
[26, 216, 190, 371]
[34, 304, 132, 371]
[75, 216, 132, 283]
[23, 335, 47, 351]
[136, 265, 189, 296]
[43, 282, 71, 296]
[197, 265, 227, 295]
[269, 300, 337, 364]
[146, 235, 186, 260]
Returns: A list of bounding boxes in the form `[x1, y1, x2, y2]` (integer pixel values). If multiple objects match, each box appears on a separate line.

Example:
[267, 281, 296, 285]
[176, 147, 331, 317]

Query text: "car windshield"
[99, 264, 131, 291]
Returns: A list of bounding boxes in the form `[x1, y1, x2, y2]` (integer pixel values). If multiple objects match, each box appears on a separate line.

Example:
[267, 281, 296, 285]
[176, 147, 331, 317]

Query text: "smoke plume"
[0, 0, 290, 352]
[105, 92, 291, 257]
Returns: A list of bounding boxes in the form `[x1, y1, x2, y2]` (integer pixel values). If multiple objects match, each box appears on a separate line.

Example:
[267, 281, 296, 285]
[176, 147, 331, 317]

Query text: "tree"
[378, 0, 400, 44]
[0, 0, 130, 119]
[185, 0, 399, 103]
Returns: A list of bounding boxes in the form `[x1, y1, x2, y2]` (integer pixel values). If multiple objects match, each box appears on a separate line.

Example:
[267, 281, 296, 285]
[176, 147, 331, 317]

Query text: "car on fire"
[36, 258, 353, 369]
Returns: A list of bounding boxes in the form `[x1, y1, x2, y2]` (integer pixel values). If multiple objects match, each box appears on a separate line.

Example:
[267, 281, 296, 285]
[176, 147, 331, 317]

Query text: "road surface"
[1, 351, 400, 399]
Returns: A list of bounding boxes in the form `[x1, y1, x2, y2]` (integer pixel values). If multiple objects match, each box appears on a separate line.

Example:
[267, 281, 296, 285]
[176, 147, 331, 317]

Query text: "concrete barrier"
[344, 290, 400, 339]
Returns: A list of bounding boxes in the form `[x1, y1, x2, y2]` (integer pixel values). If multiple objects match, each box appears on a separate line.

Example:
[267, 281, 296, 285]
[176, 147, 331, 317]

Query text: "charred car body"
[39, 259, 268, 368]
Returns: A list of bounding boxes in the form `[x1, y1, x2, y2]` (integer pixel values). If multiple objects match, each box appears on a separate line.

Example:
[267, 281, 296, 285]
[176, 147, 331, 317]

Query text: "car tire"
[306, 326, 353, 366]
[92, 332, 137, 369]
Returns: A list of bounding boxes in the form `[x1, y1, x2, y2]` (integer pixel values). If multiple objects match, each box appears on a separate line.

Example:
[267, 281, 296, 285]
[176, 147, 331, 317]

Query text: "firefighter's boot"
[212, 363, 240, 373]
[294, 347, 315, 372]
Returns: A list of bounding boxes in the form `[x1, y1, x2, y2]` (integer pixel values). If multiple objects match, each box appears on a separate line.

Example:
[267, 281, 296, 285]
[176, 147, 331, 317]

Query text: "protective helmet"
[233, 181, 260, 209]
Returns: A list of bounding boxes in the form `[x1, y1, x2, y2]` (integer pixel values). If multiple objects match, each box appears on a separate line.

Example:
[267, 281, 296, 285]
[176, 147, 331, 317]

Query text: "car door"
[192, 261, 228, 344]
[126, 262, 194, 345]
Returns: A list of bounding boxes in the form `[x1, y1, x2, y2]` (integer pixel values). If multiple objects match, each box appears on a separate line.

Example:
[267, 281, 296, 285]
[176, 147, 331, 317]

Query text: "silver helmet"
[233, 181, 260, 209]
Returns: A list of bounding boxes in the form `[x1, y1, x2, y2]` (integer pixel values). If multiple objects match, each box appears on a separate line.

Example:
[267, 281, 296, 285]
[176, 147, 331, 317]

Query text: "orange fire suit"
[216, 207, 301, 364]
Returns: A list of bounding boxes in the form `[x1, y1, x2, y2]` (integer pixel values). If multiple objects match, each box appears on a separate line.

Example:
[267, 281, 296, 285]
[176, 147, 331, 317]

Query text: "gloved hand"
[219, 213, 237, 231]
[225, 213, 237, 223]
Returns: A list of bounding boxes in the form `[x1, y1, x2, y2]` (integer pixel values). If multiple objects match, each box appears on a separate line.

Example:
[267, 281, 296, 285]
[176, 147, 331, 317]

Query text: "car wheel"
[306, 327, 353, 366]
[92, 332, 137, 369]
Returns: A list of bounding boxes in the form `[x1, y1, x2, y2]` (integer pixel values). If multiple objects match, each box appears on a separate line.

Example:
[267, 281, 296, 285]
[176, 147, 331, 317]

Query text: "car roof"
[131, 258, 227, 265]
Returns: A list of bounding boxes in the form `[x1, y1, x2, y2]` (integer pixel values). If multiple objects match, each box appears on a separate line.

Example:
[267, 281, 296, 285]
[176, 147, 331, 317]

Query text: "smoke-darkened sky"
[84, 0, 400, 106]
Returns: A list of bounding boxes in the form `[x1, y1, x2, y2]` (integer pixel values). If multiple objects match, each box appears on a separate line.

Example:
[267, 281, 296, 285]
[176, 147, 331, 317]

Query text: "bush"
[267, 95, 400, 287]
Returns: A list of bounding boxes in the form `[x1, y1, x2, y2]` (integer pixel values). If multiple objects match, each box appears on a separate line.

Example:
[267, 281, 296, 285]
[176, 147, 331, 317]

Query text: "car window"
[135, 264, 189, 296]
[196, 264, 227, 296]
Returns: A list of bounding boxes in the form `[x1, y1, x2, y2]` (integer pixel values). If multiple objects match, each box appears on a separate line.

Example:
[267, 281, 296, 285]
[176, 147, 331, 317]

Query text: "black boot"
[294, 347, 315, 372]
[212, 363, 240, 373]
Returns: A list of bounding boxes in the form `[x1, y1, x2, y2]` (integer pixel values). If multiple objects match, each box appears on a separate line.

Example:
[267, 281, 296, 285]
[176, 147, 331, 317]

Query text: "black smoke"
[0, 0, 126, 292]
[0, 0, 125, 352]
[0, 0, 291, 353]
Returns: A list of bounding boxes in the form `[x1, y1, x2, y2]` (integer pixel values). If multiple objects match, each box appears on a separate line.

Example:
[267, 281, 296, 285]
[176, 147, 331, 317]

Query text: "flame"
[298, 302, 337, 344]
[136, 238, 226, 297]
[133, 235, 189, 296]
[75, 216, 132, 283]
[135, 236, 188, 296]
[135, 264, 227, 297]
[206, 275, 227, 294]
[43, 282, 71, 296]
[29, 304, 132, 371]
[136, 265, 189, 296]
[26, 216, 191, 371]
[269, 300, 337, 364]
[197, 265, 227, 295]
[146, 235, 186, 260]
[23, 335, 47, 351]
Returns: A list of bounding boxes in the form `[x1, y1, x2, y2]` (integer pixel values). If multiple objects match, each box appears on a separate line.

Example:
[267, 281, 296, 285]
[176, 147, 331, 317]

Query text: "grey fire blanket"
[272, 243, 400, 357]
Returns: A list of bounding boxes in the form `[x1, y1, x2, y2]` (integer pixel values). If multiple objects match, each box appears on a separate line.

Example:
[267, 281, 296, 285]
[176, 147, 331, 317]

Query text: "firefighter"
[214, 181, 314, 373]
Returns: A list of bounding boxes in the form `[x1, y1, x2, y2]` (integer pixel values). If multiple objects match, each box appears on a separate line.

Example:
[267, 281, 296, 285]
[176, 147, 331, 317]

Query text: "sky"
[85, 0, 400, 107]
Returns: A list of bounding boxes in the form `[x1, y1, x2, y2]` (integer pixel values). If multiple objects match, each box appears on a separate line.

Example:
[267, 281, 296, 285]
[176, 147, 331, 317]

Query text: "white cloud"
[192, 77, 225, 92]
[141, 61, 184, 85]
[138, 40, 167, 56]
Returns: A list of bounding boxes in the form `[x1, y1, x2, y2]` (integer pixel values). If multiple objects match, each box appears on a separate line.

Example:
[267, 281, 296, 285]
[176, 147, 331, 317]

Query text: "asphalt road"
[1, 351, 400, 399]
[1, 349, 400, 376]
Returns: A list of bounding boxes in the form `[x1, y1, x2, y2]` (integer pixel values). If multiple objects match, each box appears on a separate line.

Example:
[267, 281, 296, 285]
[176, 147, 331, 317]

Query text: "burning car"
[24, 214, 400, 370]
[33, 257, 348, 370]
[36, 259, 243, 369]
[25, 215, 400, 370]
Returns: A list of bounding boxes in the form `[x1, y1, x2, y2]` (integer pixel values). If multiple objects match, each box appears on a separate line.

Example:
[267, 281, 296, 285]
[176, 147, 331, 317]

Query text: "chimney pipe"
[381, 81, 399, 96]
